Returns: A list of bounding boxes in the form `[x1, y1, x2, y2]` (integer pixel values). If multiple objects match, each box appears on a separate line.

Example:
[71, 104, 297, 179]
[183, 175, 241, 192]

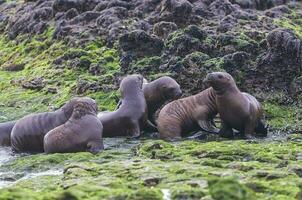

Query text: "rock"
[209, 0, 236, 16]
[47, 87, 58, 94]
[153, 21, 177, 39]
[65, 8, 79, 20]
[158, 0, 193, 24]
[8, 6, 53, 38]
[88, 63, 105, 75]
[21, 77, 45, 90]
[256, 28, 302, 91]
[52, 0, 99, 13]
[2, 63, 25, 71]
[69, 11, 101, 24]
[76, 79, 101, 94]
[119, 30, 164, 57]
[265, 5, 290, 18]
[107, 0, 131, 9]
[143, 177, 161, 186]
[165, 25, 208, 57]
[290, 77, 302, 96]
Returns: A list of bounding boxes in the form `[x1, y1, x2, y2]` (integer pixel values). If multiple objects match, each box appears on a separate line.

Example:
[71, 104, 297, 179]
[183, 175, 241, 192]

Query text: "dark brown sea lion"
[115, 76, 182, 126]
[143, 76, 182, 124]
[11, 97, 81, 153]
[44, 97, 103, 154]
[0, 121, 16, 146]
[203, 72, 267, 139]
[157, 87, 219, 140]
[98, 74, 148, 137]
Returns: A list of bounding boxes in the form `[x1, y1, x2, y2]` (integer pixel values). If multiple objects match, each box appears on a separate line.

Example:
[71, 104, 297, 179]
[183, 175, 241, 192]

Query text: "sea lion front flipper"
[254, 119, 268, 137]
[243, 119, 255, 139]
[87, 141, 104, 154]
[129, 124, 141, 139]
[219, 122, 234, 139]
[115, 100, 122, 110]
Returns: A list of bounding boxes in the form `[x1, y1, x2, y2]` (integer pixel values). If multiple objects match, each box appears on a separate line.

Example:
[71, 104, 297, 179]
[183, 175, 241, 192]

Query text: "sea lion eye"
[218, 75, 223, 79]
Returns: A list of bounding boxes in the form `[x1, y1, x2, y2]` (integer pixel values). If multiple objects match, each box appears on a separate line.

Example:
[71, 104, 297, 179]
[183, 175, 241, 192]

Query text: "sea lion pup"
[11, 97, 81, 153]
[203, 72, 267, 139]
[44, 97, 103, 154]
[0, 121, 16, 146]
[115, 76, 182, 126]
[142, 76, 182, 124]
[98, 74, 148, 137]
[157, 88, 219, 141]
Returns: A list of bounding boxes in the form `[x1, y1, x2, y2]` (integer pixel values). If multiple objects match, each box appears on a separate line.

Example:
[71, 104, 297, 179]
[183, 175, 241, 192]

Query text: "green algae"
[263, 102, 302, 130]
[1, 138, 302, 199]
[0, 27, 121, 121]
[275, 11, 302, 38]
[209, 177, 255, 200]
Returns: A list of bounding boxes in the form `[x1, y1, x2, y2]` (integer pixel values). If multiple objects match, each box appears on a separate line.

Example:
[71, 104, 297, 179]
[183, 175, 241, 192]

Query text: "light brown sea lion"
[203, 72, 267, 139]
[115, 76, 182, 126]
[0, 121, 16, 146]
[157, 87, 219, 141]
[98, 74, 148, 137]
[44, 97, 103, 154]
[11, 97, 81, 153]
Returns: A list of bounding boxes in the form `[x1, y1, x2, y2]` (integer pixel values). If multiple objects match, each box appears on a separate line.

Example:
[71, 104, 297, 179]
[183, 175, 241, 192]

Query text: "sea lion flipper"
[219, 122, 234, 139]
[254, 119, 268, 137]
[129, 124, 141, 139]
[115, 100, 122, 110]
[244, 118, 255, 139]
[197, 120, 219, 134]
[145, 120, 158, 132]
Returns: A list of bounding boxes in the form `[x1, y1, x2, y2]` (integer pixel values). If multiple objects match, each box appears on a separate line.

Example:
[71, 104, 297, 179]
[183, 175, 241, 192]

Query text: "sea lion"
[44, 97, 103, 154]
[203, 72, 267, 139]
[98, 74, 148, 137]
[157, 87, 219, 141]
[142, 76, 182, 124]
[0, 121, 16, 146]
[115, 76, 182, 126]
[11, 97, 81, 153]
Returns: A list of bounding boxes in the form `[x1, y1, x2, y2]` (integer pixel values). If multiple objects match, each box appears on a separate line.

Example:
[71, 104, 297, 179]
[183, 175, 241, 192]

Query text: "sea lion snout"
[173, 86, 183, 99]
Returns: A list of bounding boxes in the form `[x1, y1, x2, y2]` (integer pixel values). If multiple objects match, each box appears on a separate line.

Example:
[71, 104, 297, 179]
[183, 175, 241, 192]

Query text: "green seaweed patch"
[263, 102, 302, 130]
[0, 27, 120, 121]
[171, 185, 205, 200]
[275, 11, 302, 38]
[133, 56, 161, 70]
[209, 177, 256, 200]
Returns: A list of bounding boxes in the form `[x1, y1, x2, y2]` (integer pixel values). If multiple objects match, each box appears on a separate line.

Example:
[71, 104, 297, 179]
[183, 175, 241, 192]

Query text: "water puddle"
[161, 189, 171, 200]
[0, 147, 63, 188]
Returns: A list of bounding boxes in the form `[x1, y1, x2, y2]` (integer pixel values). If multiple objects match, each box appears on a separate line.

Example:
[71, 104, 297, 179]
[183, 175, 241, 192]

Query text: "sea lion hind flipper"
[197, 120, 220, 134]
[87, 141, 104, 154]
[145, 120, 158, 132]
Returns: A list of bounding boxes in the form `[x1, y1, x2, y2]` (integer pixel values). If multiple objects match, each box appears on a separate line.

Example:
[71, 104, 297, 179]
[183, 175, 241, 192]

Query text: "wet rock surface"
[0, 135, 302, 199]
[0, 0, 302, 199]
[1, 0, 301, 100]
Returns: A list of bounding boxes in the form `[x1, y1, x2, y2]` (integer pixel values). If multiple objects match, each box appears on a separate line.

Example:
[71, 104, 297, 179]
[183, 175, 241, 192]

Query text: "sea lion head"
[120, 74, 144, 97]
[61, 97, 81, 118]
[158, 76, 182, 100]
[72, 97, 98, 119]
[204, 72, 236, 93]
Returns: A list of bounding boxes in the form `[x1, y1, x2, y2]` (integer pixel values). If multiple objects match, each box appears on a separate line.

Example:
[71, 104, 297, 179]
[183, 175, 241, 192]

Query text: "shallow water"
[0, 132, 291, 189]
[0, 147, 20, 188]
